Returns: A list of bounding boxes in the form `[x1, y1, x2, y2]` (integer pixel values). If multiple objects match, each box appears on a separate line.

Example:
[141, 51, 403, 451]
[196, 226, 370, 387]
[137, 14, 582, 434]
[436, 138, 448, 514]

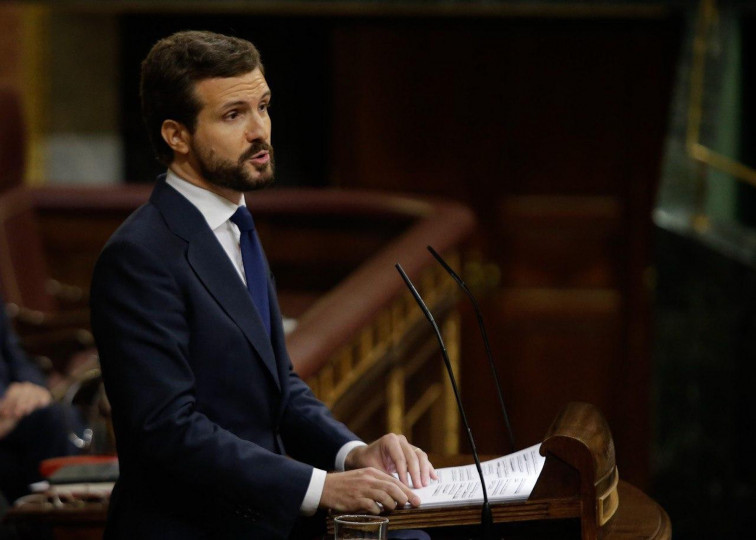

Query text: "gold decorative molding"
[21, 4, 51, 186]
[686, 0, 756, 189]
[387, 367, 405, 434]
[441, 310, 461, 455]
[37, 1, 671, 19]
[305, 254, 463, 454]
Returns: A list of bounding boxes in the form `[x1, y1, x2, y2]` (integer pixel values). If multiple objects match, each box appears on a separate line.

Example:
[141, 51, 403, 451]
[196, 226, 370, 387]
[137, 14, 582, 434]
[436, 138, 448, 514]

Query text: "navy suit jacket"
[91, 177, 358, 539]
[1, 297, 46, 394]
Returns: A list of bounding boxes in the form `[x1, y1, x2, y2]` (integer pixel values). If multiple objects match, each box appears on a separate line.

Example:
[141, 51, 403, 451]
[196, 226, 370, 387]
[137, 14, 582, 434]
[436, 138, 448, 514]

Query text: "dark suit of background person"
[0, 299, 84, 508]
[90, 175, 360, 539]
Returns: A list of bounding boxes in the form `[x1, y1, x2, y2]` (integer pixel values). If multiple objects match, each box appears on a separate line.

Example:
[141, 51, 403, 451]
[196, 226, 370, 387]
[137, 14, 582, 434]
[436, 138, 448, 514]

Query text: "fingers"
[320, 468, 421, 515]
[0, 417, 19, 439]
[0, 389, 19, 418]
[10, 387, 34, 417]
[367, 482, 407, 511]
[340, 434, 436, 494]
[385, 473, 420, 507]
[16, 388, 41, 417]
[382, 434, 411, 486]
[402, 440, 422, 490]
[363, 499, 384, 515]
[359, 469, 417, 509]
[414, 446, 437, 486]
[0, 382, 51, 419]
[381, 434, 434, 489]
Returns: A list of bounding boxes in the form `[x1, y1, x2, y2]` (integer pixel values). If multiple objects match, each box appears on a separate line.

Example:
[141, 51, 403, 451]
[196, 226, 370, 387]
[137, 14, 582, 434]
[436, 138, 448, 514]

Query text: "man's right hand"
[319, 468, 421, 515]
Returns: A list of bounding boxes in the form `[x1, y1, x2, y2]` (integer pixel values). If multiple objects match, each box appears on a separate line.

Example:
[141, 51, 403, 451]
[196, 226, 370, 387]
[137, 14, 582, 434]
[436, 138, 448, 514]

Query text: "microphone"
[426, 245, 516, 453]
[395, 263, 494, 540]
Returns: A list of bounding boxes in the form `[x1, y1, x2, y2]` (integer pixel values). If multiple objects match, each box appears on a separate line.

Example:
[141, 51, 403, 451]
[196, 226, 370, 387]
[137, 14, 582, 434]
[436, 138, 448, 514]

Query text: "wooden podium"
[6, 403, 669, 539]
[330, 402, 671, 539]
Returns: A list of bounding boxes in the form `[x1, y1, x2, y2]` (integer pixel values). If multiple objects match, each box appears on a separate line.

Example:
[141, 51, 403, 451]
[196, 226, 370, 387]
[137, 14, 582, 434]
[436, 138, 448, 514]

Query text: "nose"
[245, 111, 270, 142]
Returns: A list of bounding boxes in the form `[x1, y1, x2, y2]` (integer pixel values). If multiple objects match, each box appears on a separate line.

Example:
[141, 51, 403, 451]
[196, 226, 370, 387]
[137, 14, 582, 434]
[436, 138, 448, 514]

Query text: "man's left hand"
[345, 434, 437, 490]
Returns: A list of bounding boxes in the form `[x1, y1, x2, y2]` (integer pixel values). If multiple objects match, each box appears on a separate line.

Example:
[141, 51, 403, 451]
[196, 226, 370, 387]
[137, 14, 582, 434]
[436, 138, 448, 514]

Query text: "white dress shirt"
[165, 170, 365, 515]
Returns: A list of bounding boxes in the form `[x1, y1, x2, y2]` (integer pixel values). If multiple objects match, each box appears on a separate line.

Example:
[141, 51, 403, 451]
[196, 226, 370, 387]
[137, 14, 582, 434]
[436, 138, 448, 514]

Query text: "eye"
[224, 110, 241, 121]
[259, 101, 271, 113]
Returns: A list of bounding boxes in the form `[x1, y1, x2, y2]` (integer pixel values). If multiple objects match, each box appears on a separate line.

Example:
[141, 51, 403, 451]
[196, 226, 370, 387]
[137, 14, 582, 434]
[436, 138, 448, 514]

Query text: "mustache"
[239, 142, 273, 163]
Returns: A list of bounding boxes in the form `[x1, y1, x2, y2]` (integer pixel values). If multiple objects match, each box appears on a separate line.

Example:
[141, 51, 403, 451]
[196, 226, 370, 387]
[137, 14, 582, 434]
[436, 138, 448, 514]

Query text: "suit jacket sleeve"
[265, 279, 361, 471]
[0, 301, 46, 389]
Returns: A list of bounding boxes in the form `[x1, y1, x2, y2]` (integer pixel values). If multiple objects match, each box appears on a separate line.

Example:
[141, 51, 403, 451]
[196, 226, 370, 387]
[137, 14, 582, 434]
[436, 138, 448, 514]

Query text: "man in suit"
[90, 30, 435, 539]
[0, 299, 84, 506]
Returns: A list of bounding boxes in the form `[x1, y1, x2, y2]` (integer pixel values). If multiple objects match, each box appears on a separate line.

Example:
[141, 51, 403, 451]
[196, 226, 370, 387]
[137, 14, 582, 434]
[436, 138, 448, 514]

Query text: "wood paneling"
[0, 4, 23, 86]
[328, 16, 681, 488]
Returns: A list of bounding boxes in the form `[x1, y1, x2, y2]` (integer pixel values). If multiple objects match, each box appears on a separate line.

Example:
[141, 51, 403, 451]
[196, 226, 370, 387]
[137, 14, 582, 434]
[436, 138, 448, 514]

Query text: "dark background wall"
[120, 14, 334, 187]
[653, 225, 756, 539]
[323, 15, 680, 493]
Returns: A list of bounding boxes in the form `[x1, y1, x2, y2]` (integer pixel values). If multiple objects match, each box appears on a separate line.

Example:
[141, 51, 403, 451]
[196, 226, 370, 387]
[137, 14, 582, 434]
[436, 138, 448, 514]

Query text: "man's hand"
[345, 434, 437, 490]
[319, 467, 420, 514]
[0, 381, 52, 420]
[0, 417, 18, 439]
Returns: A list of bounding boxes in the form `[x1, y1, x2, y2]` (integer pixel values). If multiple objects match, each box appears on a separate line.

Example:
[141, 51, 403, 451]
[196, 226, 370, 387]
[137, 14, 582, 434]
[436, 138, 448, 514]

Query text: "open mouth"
[248, 151, 270, 165]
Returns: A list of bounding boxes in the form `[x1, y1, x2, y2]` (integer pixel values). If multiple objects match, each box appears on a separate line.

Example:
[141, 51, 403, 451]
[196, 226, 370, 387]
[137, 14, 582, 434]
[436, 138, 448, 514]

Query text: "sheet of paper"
[414, 443, 545, 508]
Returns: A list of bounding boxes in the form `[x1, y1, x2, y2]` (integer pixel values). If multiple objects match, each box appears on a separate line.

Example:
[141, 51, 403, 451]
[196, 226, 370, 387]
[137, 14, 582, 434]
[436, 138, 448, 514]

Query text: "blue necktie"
[230, 206, 271, 335]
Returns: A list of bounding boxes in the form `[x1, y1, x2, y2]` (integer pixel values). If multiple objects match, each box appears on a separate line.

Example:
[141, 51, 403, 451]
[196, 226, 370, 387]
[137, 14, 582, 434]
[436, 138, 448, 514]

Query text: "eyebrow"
[221, 100, 248, 111]
[220, 91, 272, 111]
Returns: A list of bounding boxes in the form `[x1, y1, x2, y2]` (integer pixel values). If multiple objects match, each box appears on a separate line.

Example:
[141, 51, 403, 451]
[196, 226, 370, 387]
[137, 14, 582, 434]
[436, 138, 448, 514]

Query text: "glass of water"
[333, 514, 389, 539]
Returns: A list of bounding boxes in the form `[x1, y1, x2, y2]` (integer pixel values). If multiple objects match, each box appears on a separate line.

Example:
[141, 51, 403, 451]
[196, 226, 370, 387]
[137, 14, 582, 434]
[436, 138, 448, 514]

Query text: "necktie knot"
[230, 206, 255, 233]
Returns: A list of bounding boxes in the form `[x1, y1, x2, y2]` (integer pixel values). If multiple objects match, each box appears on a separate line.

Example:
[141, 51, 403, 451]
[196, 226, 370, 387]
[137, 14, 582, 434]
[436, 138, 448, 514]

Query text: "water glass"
[333, 514, 389, 539]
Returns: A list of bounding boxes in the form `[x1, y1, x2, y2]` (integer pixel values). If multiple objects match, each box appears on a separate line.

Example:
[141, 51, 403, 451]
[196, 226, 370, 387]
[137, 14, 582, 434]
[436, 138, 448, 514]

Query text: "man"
[91, 30, 435, 539]
[0, 299, 83, 506]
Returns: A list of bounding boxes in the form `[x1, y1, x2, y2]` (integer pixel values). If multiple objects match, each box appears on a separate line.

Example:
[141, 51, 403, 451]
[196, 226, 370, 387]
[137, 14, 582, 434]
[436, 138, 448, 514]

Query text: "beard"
[193, 140, 275, 192]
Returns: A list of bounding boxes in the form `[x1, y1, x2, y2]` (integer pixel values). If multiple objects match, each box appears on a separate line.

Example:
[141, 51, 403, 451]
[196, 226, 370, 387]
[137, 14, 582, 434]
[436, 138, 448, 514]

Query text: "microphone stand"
[396, 263, 495, 540]
[426, 245, 516, 453]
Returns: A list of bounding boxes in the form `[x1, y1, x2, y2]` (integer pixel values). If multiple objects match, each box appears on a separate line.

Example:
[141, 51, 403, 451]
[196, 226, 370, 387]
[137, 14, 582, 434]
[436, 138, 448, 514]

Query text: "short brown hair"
[140, 30, 262, 166]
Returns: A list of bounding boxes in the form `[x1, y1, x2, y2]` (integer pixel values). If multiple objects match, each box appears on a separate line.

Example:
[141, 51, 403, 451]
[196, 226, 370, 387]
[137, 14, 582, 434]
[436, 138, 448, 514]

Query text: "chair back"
[0, 85, 26, 191]
[0, 187, 56, 312]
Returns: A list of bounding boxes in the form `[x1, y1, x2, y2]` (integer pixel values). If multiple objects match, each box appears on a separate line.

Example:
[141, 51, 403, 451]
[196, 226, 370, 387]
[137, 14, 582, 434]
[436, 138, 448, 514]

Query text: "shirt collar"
[165, 169, 244, 230]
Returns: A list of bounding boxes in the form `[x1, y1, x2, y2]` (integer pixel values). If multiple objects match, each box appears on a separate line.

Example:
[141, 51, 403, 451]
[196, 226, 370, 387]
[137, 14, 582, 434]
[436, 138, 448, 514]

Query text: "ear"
[160, 120, 191, 156]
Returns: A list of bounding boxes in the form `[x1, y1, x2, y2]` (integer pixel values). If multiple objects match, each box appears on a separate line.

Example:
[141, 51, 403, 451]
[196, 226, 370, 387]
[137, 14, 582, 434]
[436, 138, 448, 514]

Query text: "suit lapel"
[150, 176, 281, 390]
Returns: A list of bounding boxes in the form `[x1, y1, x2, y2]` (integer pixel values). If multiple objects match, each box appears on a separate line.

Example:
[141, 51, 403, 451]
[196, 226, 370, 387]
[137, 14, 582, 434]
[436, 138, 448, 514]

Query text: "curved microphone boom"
[426, 245, 516, 453]
[395, 263, 494, 540]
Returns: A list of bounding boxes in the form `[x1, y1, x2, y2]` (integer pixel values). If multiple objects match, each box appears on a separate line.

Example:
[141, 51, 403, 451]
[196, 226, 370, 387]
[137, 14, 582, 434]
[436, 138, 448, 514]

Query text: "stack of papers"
[414, 444, 545, 508]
